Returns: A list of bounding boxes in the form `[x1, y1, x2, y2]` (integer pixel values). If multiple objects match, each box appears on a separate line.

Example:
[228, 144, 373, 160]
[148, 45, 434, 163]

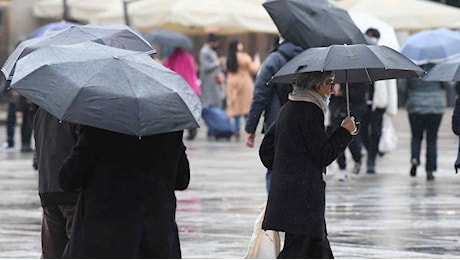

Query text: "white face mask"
[369, 37, 379, 45]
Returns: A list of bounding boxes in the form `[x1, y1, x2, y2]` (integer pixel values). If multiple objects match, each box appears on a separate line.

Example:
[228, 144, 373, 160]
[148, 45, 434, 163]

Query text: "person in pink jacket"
[163, 48, 201, 140]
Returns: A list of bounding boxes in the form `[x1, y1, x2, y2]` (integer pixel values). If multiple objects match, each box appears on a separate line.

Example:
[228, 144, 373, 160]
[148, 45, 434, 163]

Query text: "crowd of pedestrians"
[0, 25, 459, 258]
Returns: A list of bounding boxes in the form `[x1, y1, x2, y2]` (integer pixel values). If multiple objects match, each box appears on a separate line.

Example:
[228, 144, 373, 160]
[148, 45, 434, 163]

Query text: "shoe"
[352, 162, 361, 175]
[338, 169, 347, 182]
[0, 142, 14, 152]
[21, 145, 33, 153]
[366, 162, 375, 174]
[410, 165, 417, 177]
[427, 171, 435, 181]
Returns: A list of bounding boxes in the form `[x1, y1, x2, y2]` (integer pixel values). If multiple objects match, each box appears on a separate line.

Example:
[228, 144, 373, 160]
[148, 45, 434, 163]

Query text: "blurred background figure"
[199, 33, 226, 109]
[244, 35, 303, 192]
[452, 83, 460, 172]
[225, 39, 260, 140]
[0, 89, 18, 152]
[401, 63, 448, 181]
[163, 47, 201, 140]
[361, 28, 398, 174]
[327, 82, 368, 181]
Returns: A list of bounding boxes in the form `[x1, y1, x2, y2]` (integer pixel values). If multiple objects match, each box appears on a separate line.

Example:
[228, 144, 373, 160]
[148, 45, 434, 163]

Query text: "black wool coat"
[259, 101, 352, 237]
[59, 126, 190, 258]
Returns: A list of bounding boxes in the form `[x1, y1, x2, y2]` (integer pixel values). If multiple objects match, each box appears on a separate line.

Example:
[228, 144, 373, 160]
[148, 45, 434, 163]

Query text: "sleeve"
[200, 48, 221, 73]
[175, 141, 191, 191]
[244, 55, 280, 134]
[259, 123, 276, 170]
[58, 130, 96, 191]
[300, 110, 352, 167]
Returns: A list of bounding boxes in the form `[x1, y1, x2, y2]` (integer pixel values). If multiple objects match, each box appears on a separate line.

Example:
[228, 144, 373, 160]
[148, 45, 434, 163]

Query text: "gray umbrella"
[422, 56, 460, 82]
[145, 29, 193, 50]
[262, 0, 366, 48]
[1, 24, 156, 90]
[10, 42, 201, 137]
[270, 44, 424, 116]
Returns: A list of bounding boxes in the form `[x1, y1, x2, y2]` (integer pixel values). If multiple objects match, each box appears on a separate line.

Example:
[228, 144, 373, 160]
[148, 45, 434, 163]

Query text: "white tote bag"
[244, 202, 281, 259]
[379, 115, 398, 153]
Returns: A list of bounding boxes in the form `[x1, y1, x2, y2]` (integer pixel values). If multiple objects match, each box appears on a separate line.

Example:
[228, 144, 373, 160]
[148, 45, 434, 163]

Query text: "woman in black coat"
[259, 71, 356, 258]
[59, 126, 190, 258]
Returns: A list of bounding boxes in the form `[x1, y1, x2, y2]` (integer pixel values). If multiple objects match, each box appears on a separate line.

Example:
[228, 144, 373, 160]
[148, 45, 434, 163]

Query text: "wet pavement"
[1, 108, 460, 258]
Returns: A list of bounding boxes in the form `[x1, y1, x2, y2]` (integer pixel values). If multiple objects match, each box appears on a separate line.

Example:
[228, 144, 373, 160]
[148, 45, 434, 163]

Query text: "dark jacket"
[452, 83, 460, 135]
[245, 41, 303, 134]
[33, 107, 79, 206]
[259, 101, 351, 236]
[59, 127, 190, 258]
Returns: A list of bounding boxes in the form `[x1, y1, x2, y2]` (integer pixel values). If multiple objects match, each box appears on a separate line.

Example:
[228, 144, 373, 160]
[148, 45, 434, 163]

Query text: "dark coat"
[33, 107, 79, 206]
[452, 83, 460, 135]
[259, 101, 351, 237]
[245, 41, 303, 134]
[59, 126, 190, 258]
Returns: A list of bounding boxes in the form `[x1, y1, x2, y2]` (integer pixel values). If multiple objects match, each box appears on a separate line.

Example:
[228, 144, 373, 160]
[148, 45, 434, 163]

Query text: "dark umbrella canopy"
[271, 44, 424, 85]
[145, 29, 193, 50]
[10, 42, 201, 137]
[263, 0, 366, 48]
[1, 24, 156, 84]
[270, 44, 424, 117]
[423, 56, 460, 82]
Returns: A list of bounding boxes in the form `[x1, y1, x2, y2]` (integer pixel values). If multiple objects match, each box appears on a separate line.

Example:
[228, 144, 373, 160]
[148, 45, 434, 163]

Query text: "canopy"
[333, 0, 460, 31]
[33, 0, 278, 35]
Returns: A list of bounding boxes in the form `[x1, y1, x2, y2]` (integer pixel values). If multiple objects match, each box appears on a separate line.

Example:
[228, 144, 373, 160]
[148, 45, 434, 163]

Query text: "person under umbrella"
[10, 42, 200, 258]
[259, 70, 357, 258]
[163, 47, 201, 140]
[271, 43, 423, 175]
[399, 63, 449, 181]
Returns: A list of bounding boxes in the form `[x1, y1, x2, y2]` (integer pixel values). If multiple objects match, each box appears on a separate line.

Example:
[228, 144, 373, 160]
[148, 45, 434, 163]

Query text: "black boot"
[410, 165, 417, 177]
[410, 158, 418, 177]
[427, 171, 435, 181]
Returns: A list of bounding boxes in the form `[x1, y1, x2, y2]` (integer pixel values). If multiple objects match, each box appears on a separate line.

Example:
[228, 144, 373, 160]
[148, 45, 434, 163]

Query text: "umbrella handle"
[346, 82, 350, 118]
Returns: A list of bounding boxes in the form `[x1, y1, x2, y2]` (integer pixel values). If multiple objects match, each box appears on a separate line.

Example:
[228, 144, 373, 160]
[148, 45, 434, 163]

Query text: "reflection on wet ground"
[1, 109, 460, 258]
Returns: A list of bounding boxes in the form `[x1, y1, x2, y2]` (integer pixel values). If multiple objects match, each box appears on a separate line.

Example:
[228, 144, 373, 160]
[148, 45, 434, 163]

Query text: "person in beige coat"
[226, 39, 260, 139]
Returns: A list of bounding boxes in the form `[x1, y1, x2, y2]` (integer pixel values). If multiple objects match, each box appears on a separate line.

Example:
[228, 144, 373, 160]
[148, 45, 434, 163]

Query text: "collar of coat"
[288, 87, 327, 115]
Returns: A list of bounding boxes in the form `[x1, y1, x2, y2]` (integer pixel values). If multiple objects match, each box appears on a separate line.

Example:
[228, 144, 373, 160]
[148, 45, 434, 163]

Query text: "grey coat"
[403, 64, 447, 115]
[199, 43, 224, 107]
[33, 107, 79, 206]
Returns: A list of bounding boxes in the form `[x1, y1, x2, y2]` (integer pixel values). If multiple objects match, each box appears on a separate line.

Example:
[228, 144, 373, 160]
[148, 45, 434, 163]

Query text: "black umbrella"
[262, 0, 366, 48]
[422, 56, 460, 82]
[145, 29, 193, 50]
[270, 44, 424, 116]
[10, 42, 201, 137]
[1, 24, 156, 90]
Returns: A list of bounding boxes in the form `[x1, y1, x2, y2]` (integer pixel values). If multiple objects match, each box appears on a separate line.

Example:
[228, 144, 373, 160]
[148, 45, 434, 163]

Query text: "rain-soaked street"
[0, 108, 460, 258]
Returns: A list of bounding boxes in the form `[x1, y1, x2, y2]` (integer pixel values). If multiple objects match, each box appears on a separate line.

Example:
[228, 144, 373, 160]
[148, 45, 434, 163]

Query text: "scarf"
[288, 87, 327, 115]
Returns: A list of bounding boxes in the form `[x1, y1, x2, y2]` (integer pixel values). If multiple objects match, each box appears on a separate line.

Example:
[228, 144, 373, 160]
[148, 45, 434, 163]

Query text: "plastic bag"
[244, 202, 281, 259]
[379, 115, 398, 153]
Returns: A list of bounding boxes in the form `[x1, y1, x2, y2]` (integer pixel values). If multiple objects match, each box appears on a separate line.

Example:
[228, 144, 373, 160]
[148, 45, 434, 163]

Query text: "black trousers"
[278, 233, 334, 259]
